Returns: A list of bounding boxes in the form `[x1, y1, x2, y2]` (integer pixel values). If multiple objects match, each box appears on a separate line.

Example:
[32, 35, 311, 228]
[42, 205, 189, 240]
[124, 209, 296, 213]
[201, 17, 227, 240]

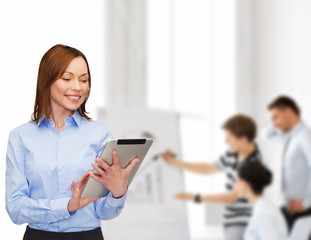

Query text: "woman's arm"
[94, 191, 127, 220]
[162, 150, 220, 175]
[5, 131, 72, 225]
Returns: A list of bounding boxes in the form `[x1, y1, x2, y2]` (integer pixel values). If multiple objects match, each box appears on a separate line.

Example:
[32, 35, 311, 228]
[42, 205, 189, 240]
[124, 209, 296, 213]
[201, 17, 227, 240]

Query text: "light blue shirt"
[5, 110, 127, 232]
[263, 122, 311, 208]
[244, 198, 288, 240]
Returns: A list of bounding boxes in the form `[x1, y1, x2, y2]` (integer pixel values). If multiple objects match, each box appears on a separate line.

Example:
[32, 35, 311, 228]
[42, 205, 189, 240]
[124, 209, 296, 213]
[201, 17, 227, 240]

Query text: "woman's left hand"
[89, 151, 139, 198]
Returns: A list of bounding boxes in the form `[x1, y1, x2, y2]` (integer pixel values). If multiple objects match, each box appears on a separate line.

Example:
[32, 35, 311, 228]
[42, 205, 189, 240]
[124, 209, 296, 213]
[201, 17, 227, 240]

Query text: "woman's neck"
[247, 192, 262, 206]
[238, 142, 256, 162]
[49, 105, 74, 131]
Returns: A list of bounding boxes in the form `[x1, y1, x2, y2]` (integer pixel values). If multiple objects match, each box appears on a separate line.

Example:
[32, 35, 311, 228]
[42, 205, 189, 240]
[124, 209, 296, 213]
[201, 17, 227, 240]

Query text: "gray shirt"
[263, 121, 311, 208]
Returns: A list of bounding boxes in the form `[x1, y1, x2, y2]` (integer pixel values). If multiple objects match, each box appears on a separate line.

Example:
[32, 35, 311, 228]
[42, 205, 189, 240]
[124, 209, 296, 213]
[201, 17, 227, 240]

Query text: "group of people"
[4, 44, 311, 240]
[163, 96, 311, 240]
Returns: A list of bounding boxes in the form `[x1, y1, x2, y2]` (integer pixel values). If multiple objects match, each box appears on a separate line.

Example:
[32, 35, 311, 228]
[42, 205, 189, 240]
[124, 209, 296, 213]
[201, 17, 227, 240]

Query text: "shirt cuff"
[48, 197, 71, 222]
[215, 161, 225, 171]
[303, 198, 311, 209]
[105, 191, 128, 208]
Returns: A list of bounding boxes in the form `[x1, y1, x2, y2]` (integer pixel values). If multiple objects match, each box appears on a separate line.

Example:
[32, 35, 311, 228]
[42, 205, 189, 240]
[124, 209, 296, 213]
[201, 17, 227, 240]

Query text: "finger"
[112, 151, 120, 167]
[95, 158, 111, 171]
[92, 162, 107, 177]
[89, 170, 102, 182]
[80, 174, 90, 189]
[77, 172, 89, 189]
[71, 180, 76, 193]
[125, 158, 140, 174]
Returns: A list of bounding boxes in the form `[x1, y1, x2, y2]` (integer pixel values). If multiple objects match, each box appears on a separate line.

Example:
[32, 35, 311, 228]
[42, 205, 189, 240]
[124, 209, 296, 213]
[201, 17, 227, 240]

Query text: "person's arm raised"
[174, 189, 239, 204]
[162, 149, 220, 175]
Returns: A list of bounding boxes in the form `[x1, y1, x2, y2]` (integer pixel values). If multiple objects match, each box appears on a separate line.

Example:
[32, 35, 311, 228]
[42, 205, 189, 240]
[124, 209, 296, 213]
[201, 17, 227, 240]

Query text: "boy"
[163, 114, 261, 240]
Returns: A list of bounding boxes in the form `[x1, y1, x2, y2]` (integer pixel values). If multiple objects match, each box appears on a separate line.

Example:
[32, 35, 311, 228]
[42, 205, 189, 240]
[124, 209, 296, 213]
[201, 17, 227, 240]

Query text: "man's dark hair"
[268, 95, 300, 116]
[222, 114, 257, 142]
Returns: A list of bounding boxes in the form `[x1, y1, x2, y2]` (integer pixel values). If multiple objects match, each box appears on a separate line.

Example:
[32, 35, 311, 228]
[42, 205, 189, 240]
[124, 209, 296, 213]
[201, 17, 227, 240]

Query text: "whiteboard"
[97, 108, 189, 240]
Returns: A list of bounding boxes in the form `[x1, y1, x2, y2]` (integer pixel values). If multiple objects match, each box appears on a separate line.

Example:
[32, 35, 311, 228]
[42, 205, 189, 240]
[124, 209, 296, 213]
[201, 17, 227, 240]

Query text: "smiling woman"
[32, 44, 92, 127]
[5, 44, 138, 240]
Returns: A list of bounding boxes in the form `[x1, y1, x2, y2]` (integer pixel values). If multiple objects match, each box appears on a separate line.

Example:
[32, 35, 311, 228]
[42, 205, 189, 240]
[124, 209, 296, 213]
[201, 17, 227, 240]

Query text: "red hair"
[32, 44, 91, 123]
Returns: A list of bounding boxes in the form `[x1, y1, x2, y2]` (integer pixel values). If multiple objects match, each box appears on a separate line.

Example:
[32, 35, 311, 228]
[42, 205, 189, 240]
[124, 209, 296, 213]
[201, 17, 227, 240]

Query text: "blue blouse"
[5, 110, 127, 232]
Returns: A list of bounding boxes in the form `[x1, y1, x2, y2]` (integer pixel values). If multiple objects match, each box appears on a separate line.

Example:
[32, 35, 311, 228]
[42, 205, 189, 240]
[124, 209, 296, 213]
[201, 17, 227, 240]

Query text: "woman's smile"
[65, 94, 82, 103]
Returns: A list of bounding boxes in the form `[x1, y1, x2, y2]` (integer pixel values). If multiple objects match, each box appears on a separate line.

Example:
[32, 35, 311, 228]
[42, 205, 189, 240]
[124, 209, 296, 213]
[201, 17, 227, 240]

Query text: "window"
[147, 0, 236, 238]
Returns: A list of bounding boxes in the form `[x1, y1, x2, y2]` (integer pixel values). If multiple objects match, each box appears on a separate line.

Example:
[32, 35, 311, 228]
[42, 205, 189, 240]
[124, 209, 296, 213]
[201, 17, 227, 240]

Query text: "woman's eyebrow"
[80, 73, 89, 77]
[64, 71, 88, 77]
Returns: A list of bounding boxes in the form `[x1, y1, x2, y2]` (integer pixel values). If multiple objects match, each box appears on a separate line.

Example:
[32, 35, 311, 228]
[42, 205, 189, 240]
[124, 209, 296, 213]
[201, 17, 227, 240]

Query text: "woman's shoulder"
[8, 121, 39, 142]
[254, 198, 280, 219]
[10, 121, 38, 134]
[80, 118, 112, 134]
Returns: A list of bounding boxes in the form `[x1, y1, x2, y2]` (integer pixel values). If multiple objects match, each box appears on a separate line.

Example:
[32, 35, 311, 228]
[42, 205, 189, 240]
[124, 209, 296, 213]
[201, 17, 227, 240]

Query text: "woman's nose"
[71, 79, 82, 91]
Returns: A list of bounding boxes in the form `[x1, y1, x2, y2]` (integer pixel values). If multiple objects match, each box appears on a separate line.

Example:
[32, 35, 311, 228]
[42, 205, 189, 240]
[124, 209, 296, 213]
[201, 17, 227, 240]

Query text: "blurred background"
[1, 0, 311, 239]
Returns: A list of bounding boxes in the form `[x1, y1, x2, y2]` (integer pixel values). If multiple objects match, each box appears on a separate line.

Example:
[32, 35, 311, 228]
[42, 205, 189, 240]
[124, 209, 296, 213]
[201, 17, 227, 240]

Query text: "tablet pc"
[81, 139, 153, 198]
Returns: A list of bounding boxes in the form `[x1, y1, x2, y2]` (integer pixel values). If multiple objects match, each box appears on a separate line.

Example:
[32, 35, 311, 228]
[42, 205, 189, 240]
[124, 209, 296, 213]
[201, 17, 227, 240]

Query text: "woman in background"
[236, 160, 288, 240]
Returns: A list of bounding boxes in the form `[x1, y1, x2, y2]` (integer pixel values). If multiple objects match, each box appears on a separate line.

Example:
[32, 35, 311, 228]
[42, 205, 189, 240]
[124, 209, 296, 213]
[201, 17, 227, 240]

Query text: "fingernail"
[113, 151, 116, 155]
[136, 159, 140, 163]
[95, 158, 99, 162]
[91, 162, 95, 166]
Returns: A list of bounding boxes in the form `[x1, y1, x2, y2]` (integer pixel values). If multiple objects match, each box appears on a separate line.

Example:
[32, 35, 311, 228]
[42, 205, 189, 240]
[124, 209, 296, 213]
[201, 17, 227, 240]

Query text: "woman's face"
[50, 57, 90, 114]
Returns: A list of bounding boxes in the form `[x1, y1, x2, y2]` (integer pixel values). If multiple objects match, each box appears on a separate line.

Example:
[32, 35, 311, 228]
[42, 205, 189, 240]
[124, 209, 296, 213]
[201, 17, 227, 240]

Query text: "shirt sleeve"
[215, 152, 231, 171]
[300, 133, 311, 208]
[261, 122, 287, 144]
[5, 130, 71, 225]
[94, 191, 127, 220]
[96, 127, 113, 158]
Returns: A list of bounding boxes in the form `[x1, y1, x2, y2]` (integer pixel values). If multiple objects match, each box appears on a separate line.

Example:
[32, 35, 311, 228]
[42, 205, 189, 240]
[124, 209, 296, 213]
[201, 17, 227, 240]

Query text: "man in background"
[263, 95, 311, 232]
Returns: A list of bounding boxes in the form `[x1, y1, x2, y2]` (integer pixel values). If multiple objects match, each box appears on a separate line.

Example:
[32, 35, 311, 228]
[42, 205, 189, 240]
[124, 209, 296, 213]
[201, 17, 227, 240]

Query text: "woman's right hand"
[67, 172, 101, 213]
[162, 149, 179, 165]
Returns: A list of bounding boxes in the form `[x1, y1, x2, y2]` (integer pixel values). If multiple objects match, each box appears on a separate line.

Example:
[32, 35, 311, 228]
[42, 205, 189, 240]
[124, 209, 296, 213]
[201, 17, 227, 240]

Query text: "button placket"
[57, 131, 66, 197]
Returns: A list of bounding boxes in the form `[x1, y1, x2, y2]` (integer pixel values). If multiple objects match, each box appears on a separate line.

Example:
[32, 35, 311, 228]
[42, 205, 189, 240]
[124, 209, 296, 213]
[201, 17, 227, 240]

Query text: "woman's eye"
[62, 78, 70, 81]
[81, 79, 88, 83]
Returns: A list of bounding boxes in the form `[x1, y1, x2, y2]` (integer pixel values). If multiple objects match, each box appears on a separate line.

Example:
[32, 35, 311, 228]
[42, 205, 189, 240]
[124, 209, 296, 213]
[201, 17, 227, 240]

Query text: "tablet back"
[81, 139, 153, 198]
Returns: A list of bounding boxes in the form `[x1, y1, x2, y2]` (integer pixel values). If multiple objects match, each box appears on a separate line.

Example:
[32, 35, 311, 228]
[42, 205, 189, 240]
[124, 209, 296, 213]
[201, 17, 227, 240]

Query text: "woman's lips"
[65, 95, 81, 103]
